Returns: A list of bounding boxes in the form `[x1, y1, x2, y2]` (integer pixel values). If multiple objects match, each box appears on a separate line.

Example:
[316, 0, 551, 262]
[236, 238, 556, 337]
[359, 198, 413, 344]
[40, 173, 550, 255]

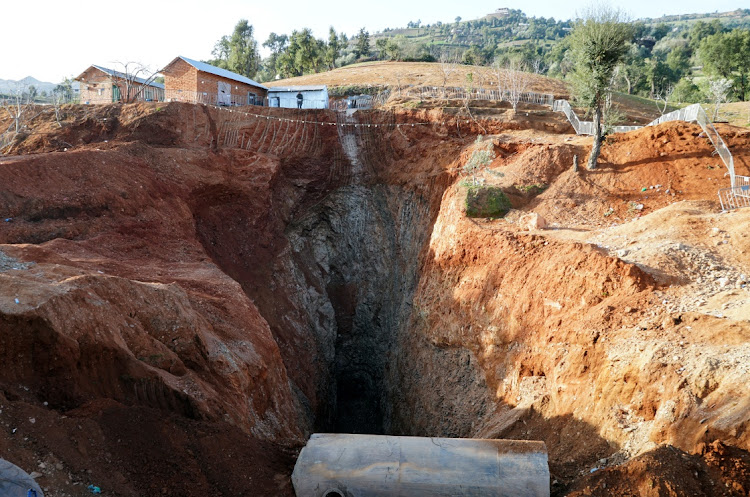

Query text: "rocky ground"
[0, 99, 748, 496]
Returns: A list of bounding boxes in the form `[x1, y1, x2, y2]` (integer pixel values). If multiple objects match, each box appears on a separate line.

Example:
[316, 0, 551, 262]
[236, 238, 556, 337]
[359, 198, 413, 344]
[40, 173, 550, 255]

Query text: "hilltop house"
[76, 65, 165, 104]
[162, 56, 268, 106]
[487, 8, 511, 19]
[267, 85, 329, 109]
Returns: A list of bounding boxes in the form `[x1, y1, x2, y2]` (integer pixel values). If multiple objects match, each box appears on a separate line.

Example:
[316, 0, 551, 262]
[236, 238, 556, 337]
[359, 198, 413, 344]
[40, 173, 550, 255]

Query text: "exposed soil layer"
[0, 101, 749, 496]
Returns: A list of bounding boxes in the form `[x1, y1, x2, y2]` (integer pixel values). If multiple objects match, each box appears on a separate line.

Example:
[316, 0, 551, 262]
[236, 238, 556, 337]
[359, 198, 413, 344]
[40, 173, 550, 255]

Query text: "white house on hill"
[267, 85, 329, 109]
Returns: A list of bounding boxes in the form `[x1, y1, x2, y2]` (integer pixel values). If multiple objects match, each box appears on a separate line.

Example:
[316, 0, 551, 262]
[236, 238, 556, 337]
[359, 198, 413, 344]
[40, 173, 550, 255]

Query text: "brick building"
[162, 56, 268, 106]
[76, 65, 164, 104]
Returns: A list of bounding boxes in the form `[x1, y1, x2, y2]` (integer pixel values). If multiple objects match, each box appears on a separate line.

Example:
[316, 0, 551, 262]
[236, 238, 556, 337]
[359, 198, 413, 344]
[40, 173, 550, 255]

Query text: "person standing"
[296, 92, 303, 109]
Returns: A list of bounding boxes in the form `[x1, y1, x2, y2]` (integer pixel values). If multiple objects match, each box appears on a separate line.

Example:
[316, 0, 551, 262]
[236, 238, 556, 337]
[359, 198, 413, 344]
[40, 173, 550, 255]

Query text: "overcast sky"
[1, 0, 743, 83]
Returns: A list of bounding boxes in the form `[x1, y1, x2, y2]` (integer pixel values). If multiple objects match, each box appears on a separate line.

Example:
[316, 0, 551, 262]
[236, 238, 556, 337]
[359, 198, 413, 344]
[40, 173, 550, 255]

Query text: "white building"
[267, 85, 329, 109]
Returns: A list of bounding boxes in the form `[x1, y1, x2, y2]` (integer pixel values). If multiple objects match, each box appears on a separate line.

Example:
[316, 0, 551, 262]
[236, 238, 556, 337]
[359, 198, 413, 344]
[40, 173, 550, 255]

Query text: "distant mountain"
[0, 77, 58, 94]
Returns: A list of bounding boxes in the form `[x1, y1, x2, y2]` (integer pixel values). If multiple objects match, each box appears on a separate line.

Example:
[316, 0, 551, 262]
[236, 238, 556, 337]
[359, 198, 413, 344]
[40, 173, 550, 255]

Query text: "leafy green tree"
[211, 20, 260, 78]
[325, 27, 341, 69]
[688, 19, 725, 50]
[355, 28, 371, 59]
[651, 23, 670, 41]
[385, 38, 403, 61]
[700, 29, 750, 101]
[569, 5, 632, 170]
[375, 38, 388, 59]
[463, 46, 484, 65]
[672, 77, 702, 103]
[645, 57, 675, 97]
[615, 44, 646, 95]
[262, 32, 289, 79]
[229, 20, 260, 78]
[279, 28, 324, 77]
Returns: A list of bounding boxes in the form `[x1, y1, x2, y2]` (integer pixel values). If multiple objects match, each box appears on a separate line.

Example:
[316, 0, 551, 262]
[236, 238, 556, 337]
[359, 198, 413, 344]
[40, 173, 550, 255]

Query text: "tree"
[112, 61, 161, 103]
[504, 59, 532, 113]
[227, 20, 261, 78]
[464, 136, 496, 185]
[439, 52, 458, 99]
[355, 28, 371, 59]
[569, 5, 632, 170]
[706, 77, 732, 121]
[455, 16, 462, 24]
[325, 27, 341, 69]
[211, 20, 260, 79]
[700, 29, 750, 101]
[375, 38, 389, 59]
[26, 85, 37, 103]
[278, 28, 324, 77]
[262, 32, 289, 78]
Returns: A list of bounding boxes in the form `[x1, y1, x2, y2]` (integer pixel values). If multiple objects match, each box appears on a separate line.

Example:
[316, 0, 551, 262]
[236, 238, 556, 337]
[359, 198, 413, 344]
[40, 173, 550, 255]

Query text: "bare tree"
[707, 77, 732, 122]
[439, 52, 458, 100]
[0, 84, 41, 154]
[111, 61, 162, 103]
[531, 58, 546, 75]
[654, 84, 674, 116]
[491, 58, 507, 99]
[504, 59, 532, 114]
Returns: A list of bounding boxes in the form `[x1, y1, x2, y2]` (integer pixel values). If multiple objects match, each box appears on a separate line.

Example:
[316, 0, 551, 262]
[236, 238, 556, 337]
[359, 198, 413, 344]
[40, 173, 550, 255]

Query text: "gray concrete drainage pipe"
[292, 433, 550, 497]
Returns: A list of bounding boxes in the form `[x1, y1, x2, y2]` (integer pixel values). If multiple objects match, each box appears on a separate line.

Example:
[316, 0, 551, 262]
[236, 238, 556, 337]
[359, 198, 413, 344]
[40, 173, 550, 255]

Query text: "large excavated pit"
[1, 102, 749, 496]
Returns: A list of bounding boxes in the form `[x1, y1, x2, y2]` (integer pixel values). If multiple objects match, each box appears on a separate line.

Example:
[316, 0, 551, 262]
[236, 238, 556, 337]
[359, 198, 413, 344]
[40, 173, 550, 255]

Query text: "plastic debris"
[4, 218, 11, 222]
[87, 485, 102, 494]
[15, 298, 20, 304]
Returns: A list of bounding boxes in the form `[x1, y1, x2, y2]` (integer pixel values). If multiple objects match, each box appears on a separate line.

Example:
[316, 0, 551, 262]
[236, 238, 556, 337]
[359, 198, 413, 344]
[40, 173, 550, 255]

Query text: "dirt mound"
[566, 441, 750, 496]
[267, 61, 570, 97]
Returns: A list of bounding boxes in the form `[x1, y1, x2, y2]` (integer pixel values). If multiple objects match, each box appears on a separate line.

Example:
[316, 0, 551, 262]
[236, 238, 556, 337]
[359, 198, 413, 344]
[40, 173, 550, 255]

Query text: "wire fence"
[165, 89, 265, 107]
[718, 185, 750, 211]
[404, 86, 554, 106]
[554, 98, 747, 210]
[648, 104, 737, 186]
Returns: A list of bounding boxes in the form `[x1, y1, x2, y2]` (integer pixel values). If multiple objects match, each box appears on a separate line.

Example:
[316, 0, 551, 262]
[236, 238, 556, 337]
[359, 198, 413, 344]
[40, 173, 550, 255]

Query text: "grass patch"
[465, 186, 512, 218]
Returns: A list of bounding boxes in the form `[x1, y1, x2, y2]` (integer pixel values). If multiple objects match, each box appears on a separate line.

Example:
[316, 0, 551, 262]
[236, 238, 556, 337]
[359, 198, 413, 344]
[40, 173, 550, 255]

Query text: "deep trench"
[195, 116, 490, 437]
[286, 183, 433, 434]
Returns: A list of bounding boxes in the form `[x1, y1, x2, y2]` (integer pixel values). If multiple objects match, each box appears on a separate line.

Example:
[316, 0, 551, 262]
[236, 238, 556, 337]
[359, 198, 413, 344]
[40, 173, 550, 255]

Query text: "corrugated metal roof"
[267, 85, 328, 92]
[174, 56, 269, 90]
[90, 65, 165, 89]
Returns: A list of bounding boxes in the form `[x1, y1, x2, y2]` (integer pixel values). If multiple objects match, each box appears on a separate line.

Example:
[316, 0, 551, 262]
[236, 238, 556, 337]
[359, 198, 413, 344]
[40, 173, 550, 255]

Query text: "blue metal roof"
[90, 65, 165, 89]
[175, 56, 268, 90]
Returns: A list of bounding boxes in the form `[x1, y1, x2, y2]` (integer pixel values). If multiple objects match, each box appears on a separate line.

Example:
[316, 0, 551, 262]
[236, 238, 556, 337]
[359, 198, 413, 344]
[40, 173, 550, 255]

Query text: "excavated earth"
[0, 102, 749, 497]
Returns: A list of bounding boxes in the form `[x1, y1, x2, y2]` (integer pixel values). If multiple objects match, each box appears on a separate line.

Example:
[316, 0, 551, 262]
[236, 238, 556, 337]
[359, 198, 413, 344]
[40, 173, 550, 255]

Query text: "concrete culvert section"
[292, 434, 550, 497]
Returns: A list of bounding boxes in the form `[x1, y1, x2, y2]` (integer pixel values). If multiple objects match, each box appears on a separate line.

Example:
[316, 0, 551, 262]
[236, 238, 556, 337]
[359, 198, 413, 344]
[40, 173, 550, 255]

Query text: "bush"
[465, 186, 512, 218]
[673, 78, 703, 103]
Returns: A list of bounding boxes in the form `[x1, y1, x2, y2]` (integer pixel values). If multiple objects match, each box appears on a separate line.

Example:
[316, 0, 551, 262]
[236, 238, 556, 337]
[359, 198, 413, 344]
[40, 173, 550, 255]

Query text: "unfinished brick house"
[76, 65, 165, 104]
[162, 56, 268, 106]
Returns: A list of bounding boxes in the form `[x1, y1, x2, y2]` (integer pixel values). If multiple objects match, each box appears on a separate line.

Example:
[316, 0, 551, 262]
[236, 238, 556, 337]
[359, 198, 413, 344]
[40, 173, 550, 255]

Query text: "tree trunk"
[588, 103, 602, 170]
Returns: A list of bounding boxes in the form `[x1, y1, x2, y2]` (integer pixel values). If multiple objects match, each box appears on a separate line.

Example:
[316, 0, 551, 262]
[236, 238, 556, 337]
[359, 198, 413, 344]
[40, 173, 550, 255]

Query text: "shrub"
[465, 186, 512, 218]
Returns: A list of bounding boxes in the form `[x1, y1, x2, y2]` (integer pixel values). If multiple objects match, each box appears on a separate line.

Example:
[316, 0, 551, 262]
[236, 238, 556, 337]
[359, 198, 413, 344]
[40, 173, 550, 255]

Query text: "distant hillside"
[370, 8, 750, 60]
[0, 76, 57, 95]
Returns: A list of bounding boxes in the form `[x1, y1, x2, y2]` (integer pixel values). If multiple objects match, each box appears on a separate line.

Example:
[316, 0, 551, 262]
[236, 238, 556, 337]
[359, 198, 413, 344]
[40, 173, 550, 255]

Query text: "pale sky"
[1, 0, 744, 83]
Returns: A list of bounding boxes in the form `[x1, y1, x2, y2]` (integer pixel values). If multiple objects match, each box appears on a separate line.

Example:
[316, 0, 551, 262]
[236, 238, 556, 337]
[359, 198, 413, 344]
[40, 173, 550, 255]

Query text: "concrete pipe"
[292, 434, 550, 497]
